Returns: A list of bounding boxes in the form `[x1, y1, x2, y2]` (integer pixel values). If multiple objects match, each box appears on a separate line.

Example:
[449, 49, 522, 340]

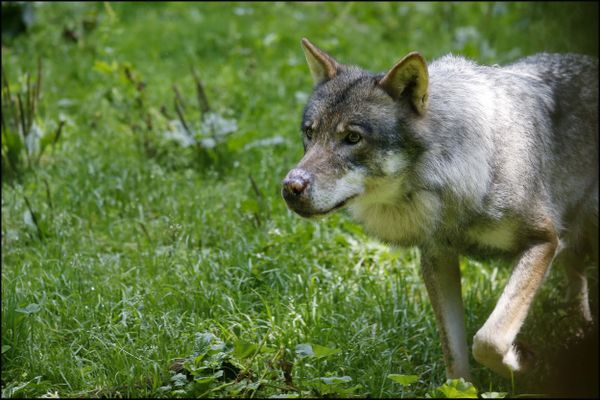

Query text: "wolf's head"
[282, 38, 429, 218]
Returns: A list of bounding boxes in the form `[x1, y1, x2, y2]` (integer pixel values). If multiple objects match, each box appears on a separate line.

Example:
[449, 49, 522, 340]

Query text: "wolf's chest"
[348, 189, 519, 257]
[347, 190, 442, 246]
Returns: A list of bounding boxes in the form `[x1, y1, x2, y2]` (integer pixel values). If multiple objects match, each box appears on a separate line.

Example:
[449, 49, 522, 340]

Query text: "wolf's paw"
[510, 340, 536, 373]
[473, 334, 534, 378]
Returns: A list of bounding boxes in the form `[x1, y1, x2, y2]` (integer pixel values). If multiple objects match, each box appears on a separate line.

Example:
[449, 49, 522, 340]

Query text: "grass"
[1, 2, 598, 398]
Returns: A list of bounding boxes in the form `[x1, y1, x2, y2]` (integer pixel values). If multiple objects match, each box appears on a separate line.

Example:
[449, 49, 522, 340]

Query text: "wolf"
[282, 38, 598, 380]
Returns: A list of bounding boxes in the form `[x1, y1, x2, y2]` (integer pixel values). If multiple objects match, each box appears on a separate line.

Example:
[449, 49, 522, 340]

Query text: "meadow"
[2, 2, 598, 398]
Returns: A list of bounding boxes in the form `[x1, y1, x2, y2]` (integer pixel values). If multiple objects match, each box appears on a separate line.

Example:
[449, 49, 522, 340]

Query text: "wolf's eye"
[305, 127, 313, 140]
[345, 131, 362, 144]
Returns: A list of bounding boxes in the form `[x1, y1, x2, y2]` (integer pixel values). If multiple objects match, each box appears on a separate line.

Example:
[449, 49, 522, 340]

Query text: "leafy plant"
[1, 60, 64, 180]
[162, 335, 366, 398]
[307, 375, 362, 397]
[162, 331, 283, 398]
[388, 374, 420, 386]
[110, 58, 239, 169]
[295, 343, 341, 359]
[162, 68, 239, 168]
[428, 378, 479, 398]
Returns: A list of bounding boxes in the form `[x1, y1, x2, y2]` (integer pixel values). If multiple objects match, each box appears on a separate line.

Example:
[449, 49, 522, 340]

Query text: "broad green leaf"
[233, 340, 258, 359]
[387, 374, 419, 386]
[192, 332, 215, 356]
[93, 60, 117, 74]
[194, 369, 223, 384]
[209, 342, 226, 353]
[295, 343, 314, 358]
[435, 378, 478, 398]
[2, 345, 11, 354]
[311, 343, 341, 358]
[15, 303, 41, 314]
[295, 343, 340, 359]
[316, 376, 352, 385]
[170, 373, 188, 388]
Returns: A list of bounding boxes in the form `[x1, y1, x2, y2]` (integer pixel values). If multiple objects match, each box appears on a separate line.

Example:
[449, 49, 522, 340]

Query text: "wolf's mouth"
[293, 195, 358, 218]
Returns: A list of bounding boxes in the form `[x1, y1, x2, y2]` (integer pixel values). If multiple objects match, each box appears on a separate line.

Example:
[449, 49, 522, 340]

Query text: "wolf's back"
[506, 54, 598, 244]
[424, 53, 598, 243]
[521, 55, 597, 223]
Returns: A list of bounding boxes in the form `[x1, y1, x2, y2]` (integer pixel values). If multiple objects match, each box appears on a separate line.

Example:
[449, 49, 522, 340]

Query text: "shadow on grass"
[521, 322, 598, 398]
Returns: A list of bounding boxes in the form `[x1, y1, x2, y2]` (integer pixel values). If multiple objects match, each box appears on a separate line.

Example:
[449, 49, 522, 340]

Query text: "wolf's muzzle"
[282, 168, 311, 197]
[282, 168, 314, 213]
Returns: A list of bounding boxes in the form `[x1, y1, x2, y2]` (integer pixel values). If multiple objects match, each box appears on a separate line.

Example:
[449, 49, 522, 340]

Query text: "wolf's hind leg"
[564, 249, 593, 323]
[472, 226, 558, 377]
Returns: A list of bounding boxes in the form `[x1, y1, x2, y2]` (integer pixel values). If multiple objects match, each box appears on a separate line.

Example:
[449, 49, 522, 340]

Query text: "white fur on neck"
[348, 177, 441, 245]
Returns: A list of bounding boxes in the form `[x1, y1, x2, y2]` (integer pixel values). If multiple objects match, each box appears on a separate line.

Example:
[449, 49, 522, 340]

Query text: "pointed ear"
[378, 52, 429, 115]
[301, 38, 340, 84]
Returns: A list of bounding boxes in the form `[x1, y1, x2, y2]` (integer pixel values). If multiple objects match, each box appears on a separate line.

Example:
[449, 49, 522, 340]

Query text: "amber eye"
[345, 131, 362, 144]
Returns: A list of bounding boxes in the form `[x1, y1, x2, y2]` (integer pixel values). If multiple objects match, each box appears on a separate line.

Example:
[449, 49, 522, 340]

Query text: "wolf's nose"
[282, 169, 311, 197]
[288, 179, 307, 195]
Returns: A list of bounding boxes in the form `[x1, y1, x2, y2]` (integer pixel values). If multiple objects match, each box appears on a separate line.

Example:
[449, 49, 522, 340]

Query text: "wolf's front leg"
[472, 229, 558, 377]
[421, 249, 471, 380]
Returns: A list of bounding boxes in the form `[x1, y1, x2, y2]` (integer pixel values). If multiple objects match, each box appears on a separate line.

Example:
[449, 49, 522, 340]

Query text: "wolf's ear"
[379, 52, 429, 115]
[301, 38, 340, 84]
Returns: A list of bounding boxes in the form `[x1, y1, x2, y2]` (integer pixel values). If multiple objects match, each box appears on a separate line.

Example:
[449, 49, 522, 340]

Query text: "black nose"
[282, 169, 311, 198]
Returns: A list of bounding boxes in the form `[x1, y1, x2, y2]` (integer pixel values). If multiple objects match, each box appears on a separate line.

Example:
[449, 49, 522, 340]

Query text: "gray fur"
[299, 53, 598, 252]
[283, 40, 598, 379]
